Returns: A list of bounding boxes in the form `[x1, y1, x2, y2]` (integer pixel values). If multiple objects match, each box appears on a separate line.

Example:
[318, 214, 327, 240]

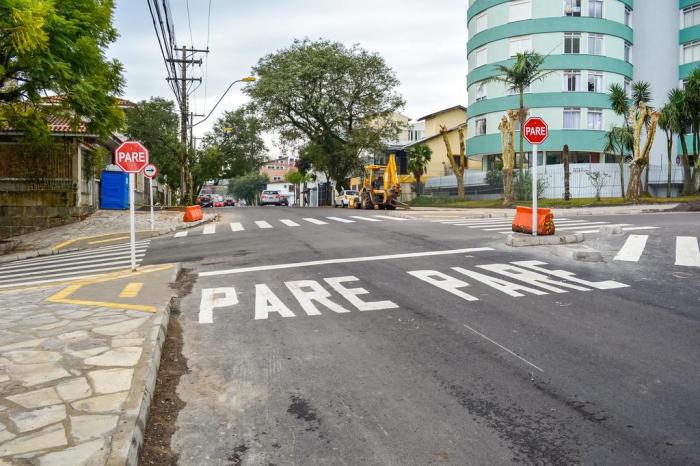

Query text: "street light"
[191, 76, 256, 128]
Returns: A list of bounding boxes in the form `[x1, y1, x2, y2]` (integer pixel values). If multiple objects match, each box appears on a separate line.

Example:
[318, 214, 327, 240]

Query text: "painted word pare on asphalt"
[198, 260, 629, 323]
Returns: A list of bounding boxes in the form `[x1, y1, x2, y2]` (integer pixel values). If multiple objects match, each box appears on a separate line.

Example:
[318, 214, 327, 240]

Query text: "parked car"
[198, 196, 214, 208]
[335, 189, 359, 208]
[225, 198, 236, 207]
[214, 200, 225, 208]
[260, 190, 288, 206]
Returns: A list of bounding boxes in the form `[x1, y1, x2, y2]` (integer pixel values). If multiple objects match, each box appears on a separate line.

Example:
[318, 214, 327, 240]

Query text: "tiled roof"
[41, 95, 136, 108]
[0, 115, 91, 135]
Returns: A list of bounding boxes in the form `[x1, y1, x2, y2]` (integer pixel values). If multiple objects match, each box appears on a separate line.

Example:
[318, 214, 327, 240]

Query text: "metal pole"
[532, 144, 538, 237]
[149, 177, 154, 231]
[129, 173, 137, 271]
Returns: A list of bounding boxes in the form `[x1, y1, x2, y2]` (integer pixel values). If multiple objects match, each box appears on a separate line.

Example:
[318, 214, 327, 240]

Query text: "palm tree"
[658, 104, 674, 197]
[667, 88, 694, 194]
[407, 144, 432, 196]
[484, 51, 552, 176]
[685, 68, 700, 191]
[607, 83, 631, 198]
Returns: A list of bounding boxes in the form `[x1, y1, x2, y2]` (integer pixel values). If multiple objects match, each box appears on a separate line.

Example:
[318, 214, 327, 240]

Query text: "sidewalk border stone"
[506, 232, 584, 247]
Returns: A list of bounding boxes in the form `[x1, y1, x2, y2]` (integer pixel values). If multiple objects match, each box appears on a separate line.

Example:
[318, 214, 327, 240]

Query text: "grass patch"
[410, 195, 700, 209]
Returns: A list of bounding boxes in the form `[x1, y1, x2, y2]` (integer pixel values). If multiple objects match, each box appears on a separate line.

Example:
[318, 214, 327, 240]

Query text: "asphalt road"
[143, 207, 700, 465]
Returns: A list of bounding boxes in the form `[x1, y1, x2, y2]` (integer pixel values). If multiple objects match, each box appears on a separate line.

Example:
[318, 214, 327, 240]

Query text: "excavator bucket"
[384, 154, 397, 190]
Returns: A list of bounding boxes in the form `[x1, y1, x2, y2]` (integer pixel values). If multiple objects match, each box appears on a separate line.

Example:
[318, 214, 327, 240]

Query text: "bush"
[485, 169, 503, 186]
[514, 171, 548, 201]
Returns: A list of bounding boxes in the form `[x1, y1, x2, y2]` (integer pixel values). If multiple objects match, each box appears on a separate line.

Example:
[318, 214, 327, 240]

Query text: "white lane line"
[280, 219, 300, 227]
[0, 241, 151, 266]
[350, 216, 381, 222]
[554, 223, 622, 231]
[174, 231, 188, 238]
[0, 247, 150, 272]
[199, 247, 495, 277]
[478, 220, 591, 231]
[203, 225, 216, 235]
[0, 256, 145, 280]
[372, 215, 408, 221]
[230, 222, 244, 232]
[0, 263, 142, 286]
[0, 252, 147, 276]
[676, 236, 700, 267]
[614, 235, 649, 262]
[256, 221, 273, 229]
[622, 226, 659, 231]
[326, 217, 355, 224]
[463, 323, 544, 373]
[303, 218, 328, 225]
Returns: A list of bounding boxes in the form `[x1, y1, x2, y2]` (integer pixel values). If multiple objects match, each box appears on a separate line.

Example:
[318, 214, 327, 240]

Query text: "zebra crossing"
[0, 240, 151, 289]
[432, 217, 659, 235]
[172, 215, 409, 238]
[614, 235, 700, 267]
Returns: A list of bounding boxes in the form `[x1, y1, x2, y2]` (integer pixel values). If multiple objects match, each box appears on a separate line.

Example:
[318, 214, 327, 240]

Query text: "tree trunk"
[563, 144, 571, 201]
[627, 163, 644, 201]
[498, 111, 517, 206]
[503, 168, 514, 204]
[694, 128, 700, 192]
[440, 125, 466, 199]
[680, 136, 693, 195]
[626, 103, 659, 202]
[618, 148, 625, 199]
[666, 132, 672, 198]
[518, 91, 525, 175]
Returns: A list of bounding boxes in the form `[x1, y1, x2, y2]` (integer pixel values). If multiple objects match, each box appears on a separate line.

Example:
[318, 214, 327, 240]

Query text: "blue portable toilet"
[100, 170, 129, 210]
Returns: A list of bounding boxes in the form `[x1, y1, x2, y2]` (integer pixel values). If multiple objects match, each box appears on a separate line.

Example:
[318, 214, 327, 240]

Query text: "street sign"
[523, 117, 548, 145]
[115, 141, 149, 173]
[143, 164, 158, 179]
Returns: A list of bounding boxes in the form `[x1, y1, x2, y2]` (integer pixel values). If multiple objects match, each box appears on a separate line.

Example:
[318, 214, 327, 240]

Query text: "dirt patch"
[139, 269, 195, 466]
[670, 200, 700, 212]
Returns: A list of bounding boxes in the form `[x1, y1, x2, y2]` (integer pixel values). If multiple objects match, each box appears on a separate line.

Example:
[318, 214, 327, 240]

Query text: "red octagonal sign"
[523, 117, 548, 145]
[115, 141, 149, 173]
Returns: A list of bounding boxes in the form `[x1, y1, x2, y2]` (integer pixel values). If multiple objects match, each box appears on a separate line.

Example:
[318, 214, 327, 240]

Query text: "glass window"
[587, 109, 603, 130]
[476, 83, 487, 101]
[683, 41, 700, 64]
[624, 78, 631, 97]
[509, 0, 531, 22]
[589, 0, 603, 18]
[564, 0, 581, 16]
[565, 33, 581, 54]
[563, 108, 581, 129]
[475, 118, 487, 136]
[625, 7, 632, 27]
[476, 13, 488, 33]
[588, 72, 603, 93]
[509, 36, 532, 57]
[588, 34, 604, 55]
[563, 70, 581, 92]
[624, 42, 631, 63]
[684, 5, 700, 28]
[475, 47, 488, 67]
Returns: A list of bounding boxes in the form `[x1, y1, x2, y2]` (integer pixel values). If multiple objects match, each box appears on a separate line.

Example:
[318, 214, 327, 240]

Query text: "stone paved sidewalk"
[0, 266, 177, 465]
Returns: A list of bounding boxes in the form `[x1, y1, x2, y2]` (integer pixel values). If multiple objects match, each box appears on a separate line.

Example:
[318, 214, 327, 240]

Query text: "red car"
[214, 200, 225, 208]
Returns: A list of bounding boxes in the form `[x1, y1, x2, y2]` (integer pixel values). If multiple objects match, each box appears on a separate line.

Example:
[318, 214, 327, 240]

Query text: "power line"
[185, 0, 194, 48]
[203, 0, 212, 114]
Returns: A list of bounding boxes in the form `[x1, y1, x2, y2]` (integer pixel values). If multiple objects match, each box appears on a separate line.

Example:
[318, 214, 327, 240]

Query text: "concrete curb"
[506, 233, 584, 247]
[0, 216, 216, 265]
[405, 204, 678, 216]
[554, 245, 604, 262]
[107, 263, 182, 466]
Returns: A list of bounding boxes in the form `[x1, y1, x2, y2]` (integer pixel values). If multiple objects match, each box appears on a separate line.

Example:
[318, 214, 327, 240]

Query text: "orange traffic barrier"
[512, 206, 555, 235]
[183, 205, 203, 222]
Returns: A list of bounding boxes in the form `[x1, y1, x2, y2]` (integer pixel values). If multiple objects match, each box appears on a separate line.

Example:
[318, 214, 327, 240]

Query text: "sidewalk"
[0, 264, 178, 465]
[401, 203, 679, 218]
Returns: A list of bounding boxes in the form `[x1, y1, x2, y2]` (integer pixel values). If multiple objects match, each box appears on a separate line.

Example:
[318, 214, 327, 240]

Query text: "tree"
[658, 104, 675, 198]
[498, 110, 517, 205]
[485, 51, 551, 174]
[563, 144, 571, 201]
[230, 173, 269, 205]
[585, 170, 610, 201]
[607, 83, 631, 199]
[440, 125, 467, 199]
[665, 88, 693, 194]
[407, 144, 432, 195]
[246, 39, 405, 191]
[626, 100, 659, 202]
[685, 68, 700, 191]
[125, 98, 181, 194]
[286, 170, 311, 206]
[0, 0, 124, 139]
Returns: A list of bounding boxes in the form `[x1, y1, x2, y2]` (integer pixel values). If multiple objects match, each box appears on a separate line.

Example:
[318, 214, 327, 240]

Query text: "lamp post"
[191, 77, 256, 128]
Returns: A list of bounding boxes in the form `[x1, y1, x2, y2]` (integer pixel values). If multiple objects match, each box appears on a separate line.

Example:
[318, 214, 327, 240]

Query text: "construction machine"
[351, 153, 406, 210]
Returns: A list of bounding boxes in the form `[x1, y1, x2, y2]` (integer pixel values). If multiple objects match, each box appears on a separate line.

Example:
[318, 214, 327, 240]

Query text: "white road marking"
[326, 217, 355, 223]
[303, 218, 328, 225]
[0, 241, 150, 267]
[614, 235, 649, 262]
[0, 264, 142, 288]
[0, 253, 147, 277]
[286, 280, 352, 315]
[324, 276, 399, 311]
[463, 323, 544, 373]
[199, 247, 494, 277]
[675, 237, 700, 267]
[174, 231, 188, 238]
[621, 226, 659, 231]
[256, 221, 273, 229]
[230, 222, 244, 232]
[199, 288, 238, 324]
[280, 219, 300, 227]
[203, 225, 216, 235]
[372, 215, 408, 221]
[350, 216, 381, 222]
[0, 246, 149, 272]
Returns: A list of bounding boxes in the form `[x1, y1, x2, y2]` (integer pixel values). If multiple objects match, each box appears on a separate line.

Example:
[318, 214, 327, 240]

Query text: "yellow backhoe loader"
[350, 154, 406, 210]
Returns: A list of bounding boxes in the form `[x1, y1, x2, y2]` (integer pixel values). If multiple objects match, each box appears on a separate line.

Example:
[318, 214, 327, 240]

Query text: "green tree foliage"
[0, 0, 124, 139]
[124, 98, 181, 193]
[246, 39, 405, 190]
[685, 68, 700, 191]
[607, 83, 632, 198]
[229, 173, 269, 205]
[407, 144, 432, 195]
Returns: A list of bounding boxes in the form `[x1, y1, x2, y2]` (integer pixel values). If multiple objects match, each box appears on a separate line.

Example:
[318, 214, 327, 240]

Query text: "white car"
[335, 190, 359, 208]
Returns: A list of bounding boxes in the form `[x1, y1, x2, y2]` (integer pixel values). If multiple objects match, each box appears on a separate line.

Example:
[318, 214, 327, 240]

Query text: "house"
[260, 158, 297, 183]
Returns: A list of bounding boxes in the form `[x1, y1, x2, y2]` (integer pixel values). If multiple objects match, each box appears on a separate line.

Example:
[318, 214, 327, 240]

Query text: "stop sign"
[523, 117, 548, 145]
[115, 141, 149, 173]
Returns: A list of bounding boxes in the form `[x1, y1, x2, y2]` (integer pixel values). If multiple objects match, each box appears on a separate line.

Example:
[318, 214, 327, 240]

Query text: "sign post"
[115, 141, 150, 271]
[523, 117, 548, 236]
[143, 164, 158, 232]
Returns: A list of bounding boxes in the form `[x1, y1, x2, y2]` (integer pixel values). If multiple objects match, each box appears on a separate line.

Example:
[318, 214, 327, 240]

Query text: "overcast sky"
[109, 0, 468, 150]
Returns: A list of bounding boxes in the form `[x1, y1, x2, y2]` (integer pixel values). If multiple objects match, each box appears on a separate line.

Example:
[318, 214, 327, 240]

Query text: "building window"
[683, 40, 700, 64]
[588, 34, 604, 55]
[475, 47, 488, 67]
[475, 13, 488, 33]
[624, 42, 632, 63]
[509, 36, 532, 57]
[509, 0, 531, 22]
[624, 78, 631, 97]
[588, 0, 603, 18]
[507, 84, 530, 95]
[684, 4, 700, 28]
[476, 82, 487, 101]
[564, 0, 581, 17]
[624, 7, 632, 27]
[563, 70, 581, 92]
[475, 118, 487, 136]
[565, 33, 581, 54]
[563, 108, 581, 129]
[588, 72, 603, 93]
[587, 108, 603, 130]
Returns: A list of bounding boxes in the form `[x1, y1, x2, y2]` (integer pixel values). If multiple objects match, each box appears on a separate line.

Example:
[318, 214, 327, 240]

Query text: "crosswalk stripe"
[280, 219, 300, 227]
[0, 246, 150, 272]
[372, 215, 408, 221]
[230, 222, 244, 232]
[2, 241, 151, 267]
[0, 257, 144, 280]
[350, 216, 381, 222]
[0, 265, 141, 289]
[256, 221, 273, 229]
[614, 235, 649, 262]
[552, 223, 621, 231]
[326, 217, 355, 223]
[0, 251, 148, 275]
[675, 237, 700, 267]
[621, 226, 659, 231]
[174, 231, 188, 238]
[303, 218, 328, 225]
[203, 225, 216, 235]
